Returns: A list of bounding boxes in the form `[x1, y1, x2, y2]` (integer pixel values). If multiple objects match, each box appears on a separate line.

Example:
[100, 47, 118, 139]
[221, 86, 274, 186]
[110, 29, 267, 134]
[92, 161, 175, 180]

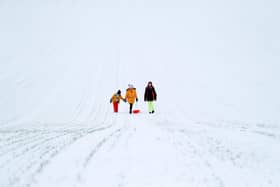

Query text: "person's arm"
[144, 88, 147, 101]
[110, 95, 114, 103]
[153, 87, 157, 101]
[125, 91, 128, 100]
[135, 89, 138, 102]
[121, 95, 126, 102]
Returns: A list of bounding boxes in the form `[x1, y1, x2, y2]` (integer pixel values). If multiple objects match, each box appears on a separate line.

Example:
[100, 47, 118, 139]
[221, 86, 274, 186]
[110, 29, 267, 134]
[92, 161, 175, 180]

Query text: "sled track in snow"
[74, 126, 126, 186]
[82, 127, 123, 168]
[1, 113, 279, 187]
[0, 130, 78, 187]
[165, 128, 225, 187]
[161, 119, 280, 187]
[0, 117, 118, 187]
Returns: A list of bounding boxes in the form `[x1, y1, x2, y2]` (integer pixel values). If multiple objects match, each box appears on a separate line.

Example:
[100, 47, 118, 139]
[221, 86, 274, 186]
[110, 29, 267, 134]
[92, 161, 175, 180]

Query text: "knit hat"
[128, 84, 134, 88]
[117, 90, 121, 94]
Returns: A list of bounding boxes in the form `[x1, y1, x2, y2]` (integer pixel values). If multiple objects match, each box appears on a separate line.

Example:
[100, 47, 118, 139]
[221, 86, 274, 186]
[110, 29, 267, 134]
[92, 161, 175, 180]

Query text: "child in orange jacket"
[125, 84, 138, 114]
[110, 90, 126, 113]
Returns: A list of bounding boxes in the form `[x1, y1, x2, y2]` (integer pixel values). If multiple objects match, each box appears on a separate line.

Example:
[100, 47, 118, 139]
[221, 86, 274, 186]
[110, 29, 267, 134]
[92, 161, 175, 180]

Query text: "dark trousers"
[129, 103, 133, 114]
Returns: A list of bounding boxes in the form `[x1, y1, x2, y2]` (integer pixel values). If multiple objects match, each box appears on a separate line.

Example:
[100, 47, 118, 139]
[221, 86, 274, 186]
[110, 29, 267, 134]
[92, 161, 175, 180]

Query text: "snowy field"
[1, 0, 280, 187]
[1, 114, 280, 187]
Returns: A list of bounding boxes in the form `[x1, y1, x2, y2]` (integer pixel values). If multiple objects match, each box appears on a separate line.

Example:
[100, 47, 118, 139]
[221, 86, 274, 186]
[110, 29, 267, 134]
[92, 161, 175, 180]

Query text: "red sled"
[132, 109, 140, 114]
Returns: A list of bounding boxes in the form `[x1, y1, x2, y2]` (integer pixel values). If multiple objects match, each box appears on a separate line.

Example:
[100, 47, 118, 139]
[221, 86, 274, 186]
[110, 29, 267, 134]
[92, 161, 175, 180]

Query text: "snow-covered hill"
[1, 0, 280, 125]
[0, 0, 280, 186]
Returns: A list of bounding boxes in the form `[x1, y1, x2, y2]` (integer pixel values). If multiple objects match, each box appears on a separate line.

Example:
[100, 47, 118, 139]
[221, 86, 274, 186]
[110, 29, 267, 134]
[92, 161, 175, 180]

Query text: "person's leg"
[151, 101, 155, 113]
[113, 102, 118, 112]
[129, 103, 133, 114]
[148, 101, 153, 113]
[148, 101, 155, 113]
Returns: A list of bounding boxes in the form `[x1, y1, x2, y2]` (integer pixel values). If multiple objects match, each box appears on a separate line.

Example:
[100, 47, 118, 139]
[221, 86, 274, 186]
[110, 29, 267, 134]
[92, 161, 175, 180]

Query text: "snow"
[0, 0, 280, 186]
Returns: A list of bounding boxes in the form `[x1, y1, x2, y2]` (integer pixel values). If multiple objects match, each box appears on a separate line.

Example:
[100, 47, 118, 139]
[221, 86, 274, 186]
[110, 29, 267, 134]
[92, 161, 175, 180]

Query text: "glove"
[136, 98, 138, 102]
[123, 99, 127, 103]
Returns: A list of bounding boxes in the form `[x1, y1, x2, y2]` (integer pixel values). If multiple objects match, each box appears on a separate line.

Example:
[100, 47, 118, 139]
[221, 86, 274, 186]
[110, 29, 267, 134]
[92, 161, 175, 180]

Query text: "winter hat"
[128, 84, 134, 88]
[117, 90, 121, 95]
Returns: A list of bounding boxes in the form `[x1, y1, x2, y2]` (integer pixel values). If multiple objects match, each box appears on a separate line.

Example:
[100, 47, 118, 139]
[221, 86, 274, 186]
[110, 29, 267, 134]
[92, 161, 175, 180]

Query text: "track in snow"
[1, 112, 279, 187]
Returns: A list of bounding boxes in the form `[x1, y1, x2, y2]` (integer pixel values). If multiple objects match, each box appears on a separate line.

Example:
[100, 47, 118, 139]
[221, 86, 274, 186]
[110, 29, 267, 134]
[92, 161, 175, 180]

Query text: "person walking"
[144, 81, 157, 114]
[125, 84, 138, 114]
[110, 90, 126, 113]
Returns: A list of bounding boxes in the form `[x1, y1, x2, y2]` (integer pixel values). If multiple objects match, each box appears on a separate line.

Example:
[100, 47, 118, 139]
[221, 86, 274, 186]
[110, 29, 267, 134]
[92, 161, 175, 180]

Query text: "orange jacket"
[125, 88, 138, 104]
[110, 94, 124, 103]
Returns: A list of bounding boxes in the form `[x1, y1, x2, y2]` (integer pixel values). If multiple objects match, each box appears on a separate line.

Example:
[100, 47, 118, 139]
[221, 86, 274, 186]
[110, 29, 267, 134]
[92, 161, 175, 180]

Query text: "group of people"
[110, 81, 157, 114]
